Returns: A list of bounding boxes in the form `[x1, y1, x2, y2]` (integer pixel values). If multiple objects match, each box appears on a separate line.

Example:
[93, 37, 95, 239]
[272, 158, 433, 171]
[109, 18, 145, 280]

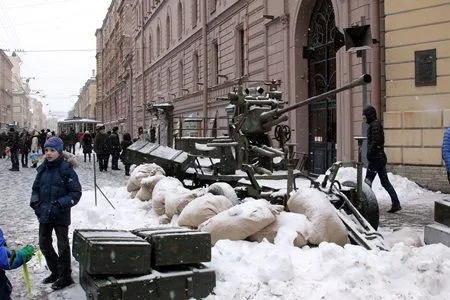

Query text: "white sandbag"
[127, 178, 141, 193]
[130, 190, 138, 199]
[198, 199, 283, 245]
[141, 173, 166, 191]
[248, 212, 312, 247]
[135, 174, 166, 201]
[207, 182, 239, 205]
[128, 163, 166, 192]
[287, 188, 349, 246]
[135, 185, 153, 201]
[177, 193, 234, 228]
[158, 214, 171, 225]
[384, 227, 423, 248]
[165, 187, 208, 219]
[152, 177, 184, 215]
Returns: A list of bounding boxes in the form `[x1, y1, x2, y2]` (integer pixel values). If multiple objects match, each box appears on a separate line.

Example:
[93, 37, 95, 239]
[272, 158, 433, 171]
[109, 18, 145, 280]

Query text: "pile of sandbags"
[126, 163, 166, 200]
[124, 163, 350, 248]
[198, 199, 284, 245]
[286, 187, 349, 246]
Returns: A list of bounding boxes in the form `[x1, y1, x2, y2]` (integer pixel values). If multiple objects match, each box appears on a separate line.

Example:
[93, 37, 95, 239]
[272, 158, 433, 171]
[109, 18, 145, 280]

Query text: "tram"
[57, 117, 102, 134]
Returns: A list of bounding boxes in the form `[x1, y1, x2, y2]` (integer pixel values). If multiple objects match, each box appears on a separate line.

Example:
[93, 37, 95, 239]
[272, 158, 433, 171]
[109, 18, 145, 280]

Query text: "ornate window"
[177, 2, 183, 39]
[166, 15, 171, 49]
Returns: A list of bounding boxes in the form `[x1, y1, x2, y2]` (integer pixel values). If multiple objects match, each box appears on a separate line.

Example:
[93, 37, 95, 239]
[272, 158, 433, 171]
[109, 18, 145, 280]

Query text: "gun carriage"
[127, 73, 387, 250]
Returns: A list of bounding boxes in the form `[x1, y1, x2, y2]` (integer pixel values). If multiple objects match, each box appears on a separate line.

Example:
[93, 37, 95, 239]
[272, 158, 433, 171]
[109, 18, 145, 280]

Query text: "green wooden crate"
[132, 227, 211, 267]
[73, 229, 152, 276]
[84, 264, 216, 300]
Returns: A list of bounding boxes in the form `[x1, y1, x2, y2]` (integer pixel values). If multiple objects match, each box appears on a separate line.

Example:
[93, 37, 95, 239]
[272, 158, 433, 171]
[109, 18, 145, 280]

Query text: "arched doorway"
[307, 0, 337, 174]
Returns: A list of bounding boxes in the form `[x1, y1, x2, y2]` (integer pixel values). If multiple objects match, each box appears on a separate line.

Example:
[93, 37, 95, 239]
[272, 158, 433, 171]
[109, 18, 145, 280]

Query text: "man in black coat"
[363, 105, 401, 213]
[6, 127, 20, 171]
[93, 125, 109, 172]
[109, 126, 121, 170]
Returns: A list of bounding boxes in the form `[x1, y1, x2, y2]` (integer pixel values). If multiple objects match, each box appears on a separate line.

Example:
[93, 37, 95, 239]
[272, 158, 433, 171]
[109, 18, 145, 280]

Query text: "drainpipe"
[202, 0, 209, 136]
[282, 0, 291, 130]
[141, 2, 146, 131]
[371, 0, 381, 115]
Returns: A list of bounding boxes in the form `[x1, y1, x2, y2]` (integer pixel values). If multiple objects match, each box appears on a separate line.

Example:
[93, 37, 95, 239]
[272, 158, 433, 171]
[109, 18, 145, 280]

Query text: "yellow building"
[384, 0, 450, 192]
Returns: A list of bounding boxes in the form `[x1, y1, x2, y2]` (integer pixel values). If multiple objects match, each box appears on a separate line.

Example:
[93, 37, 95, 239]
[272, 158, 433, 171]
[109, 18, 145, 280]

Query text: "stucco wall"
[384, 0, 450, 168]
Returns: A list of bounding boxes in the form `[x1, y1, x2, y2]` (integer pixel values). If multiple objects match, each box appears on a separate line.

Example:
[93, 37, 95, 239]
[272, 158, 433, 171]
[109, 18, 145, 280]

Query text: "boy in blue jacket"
[30, 137, 82, 290]
[0, 228, 35, 300]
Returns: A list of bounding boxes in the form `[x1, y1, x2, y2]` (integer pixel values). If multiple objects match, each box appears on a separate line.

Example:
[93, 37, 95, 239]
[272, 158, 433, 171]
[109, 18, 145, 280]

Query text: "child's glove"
[20, 245, 35, 263]
[9, 245, 35, 269]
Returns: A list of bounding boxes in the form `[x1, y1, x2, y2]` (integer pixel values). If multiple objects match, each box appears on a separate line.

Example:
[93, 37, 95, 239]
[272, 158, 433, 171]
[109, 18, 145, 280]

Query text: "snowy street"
[0, 147, 449, 299]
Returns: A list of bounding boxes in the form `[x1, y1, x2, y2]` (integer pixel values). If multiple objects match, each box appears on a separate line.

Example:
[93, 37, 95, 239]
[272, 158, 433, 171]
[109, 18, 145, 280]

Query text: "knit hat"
[44, 137, 64, 153]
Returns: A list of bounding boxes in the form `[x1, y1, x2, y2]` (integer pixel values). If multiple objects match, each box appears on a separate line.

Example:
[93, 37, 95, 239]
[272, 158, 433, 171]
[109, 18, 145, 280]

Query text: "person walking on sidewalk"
[363, 105, 401, 213]
[120, 132, 133, 176]
[29, 137, 82, 290]
[6, 128, 20, 171]
[93, 125, 109, 171]
[109, 126, 121, 170]
[82, 131, 93, 162]
[442, 125, 450, 184]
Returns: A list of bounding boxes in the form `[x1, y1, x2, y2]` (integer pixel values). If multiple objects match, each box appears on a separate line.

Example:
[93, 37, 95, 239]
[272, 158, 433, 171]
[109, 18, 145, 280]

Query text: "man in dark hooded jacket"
[109, 126, 121, 170]
[363, 105, 401, 213]
[6, 128, 20, 171]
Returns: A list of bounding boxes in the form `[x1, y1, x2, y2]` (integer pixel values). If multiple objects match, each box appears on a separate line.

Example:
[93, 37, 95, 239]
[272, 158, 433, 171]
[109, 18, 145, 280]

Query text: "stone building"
[28, 97, 45, 131]
[383, 0, 450, 192]
[96, 0, 134, 133]
[0, 50, 13, 130]
[96, 0, 450, 191]
[9, 53, 32, 130]
[77, 71, 97, 119]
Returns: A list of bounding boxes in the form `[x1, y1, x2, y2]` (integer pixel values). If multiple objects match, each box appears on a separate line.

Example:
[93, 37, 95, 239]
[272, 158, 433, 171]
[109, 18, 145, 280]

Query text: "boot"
[51, 277, 74, 290]
[42, 273, 58, 284]
[387, 205, 402, 213]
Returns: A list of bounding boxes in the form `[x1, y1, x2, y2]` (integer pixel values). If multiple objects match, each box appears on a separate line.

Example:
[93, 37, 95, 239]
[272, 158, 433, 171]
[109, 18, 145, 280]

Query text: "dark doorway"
[307, 0, 337, 175]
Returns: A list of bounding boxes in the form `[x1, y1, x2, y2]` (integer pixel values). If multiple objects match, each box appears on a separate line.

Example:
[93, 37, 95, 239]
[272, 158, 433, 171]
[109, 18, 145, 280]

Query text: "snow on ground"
[0, 146, 449, 299]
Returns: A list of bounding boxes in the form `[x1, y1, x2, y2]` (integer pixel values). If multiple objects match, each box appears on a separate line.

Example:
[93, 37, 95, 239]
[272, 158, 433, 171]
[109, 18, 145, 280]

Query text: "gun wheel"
[342, 180, 379, 230]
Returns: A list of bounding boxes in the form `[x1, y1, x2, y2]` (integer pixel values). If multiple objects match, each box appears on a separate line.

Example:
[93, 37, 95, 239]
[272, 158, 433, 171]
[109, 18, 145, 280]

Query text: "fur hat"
[112, 126, 119, 132]
[96, 124, 105, 131]
[44, 137, 64, 153]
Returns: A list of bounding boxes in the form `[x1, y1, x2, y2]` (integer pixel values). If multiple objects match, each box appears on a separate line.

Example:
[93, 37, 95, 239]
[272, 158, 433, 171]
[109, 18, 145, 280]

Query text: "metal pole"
[93, 153, 97, 206]
[360, 16, 369, 167]
[355, 136, 366, 203]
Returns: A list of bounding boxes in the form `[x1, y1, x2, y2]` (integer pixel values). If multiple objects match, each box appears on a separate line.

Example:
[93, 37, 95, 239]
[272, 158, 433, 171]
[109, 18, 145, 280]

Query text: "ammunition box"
[84, 264, 216, 300]
[73, 229, 152, 275]
[132, 227, 211, 267]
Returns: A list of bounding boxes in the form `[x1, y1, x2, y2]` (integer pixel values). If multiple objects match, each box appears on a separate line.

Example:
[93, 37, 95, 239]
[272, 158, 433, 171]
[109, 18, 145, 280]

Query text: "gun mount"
[234, 74, 371, 136]
[219, 74, 372, 172]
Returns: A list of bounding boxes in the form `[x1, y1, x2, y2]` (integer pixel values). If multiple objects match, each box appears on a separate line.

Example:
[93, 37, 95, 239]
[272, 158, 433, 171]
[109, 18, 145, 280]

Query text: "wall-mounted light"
[169, 93, 177, 99]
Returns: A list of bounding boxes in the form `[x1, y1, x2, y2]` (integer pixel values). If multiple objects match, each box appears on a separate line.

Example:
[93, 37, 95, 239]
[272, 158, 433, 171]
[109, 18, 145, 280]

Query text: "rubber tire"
[342, 180, 379, 230]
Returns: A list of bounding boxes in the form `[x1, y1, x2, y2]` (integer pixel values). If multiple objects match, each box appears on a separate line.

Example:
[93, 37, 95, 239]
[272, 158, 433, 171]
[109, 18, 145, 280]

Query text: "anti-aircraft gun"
[212, 74, 372, 174]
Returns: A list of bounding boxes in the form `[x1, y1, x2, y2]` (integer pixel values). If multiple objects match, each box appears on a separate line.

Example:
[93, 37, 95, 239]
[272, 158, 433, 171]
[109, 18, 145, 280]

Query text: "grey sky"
[0, 0, 111, 116]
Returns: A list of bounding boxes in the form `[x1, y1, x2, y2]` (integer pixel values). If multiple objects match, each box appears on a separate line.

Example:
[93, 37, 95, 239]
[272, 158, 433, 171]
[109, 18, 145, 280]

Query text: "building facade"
[96, 0, 450, 191]
[96, 0, 134, 133]
[9, 53, 32, 129]
[383, 0, 450, 192]
[75, 71, 97, 119]
[29, 97, 45, 131]
[0, 50, 13, 130]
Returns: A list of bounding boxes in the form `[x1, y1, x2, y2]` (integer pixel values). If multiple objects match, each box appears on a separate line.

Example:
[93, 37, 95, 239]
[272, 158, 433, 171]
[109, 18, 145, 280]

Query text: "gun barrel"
[268, 74, 372, 118]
